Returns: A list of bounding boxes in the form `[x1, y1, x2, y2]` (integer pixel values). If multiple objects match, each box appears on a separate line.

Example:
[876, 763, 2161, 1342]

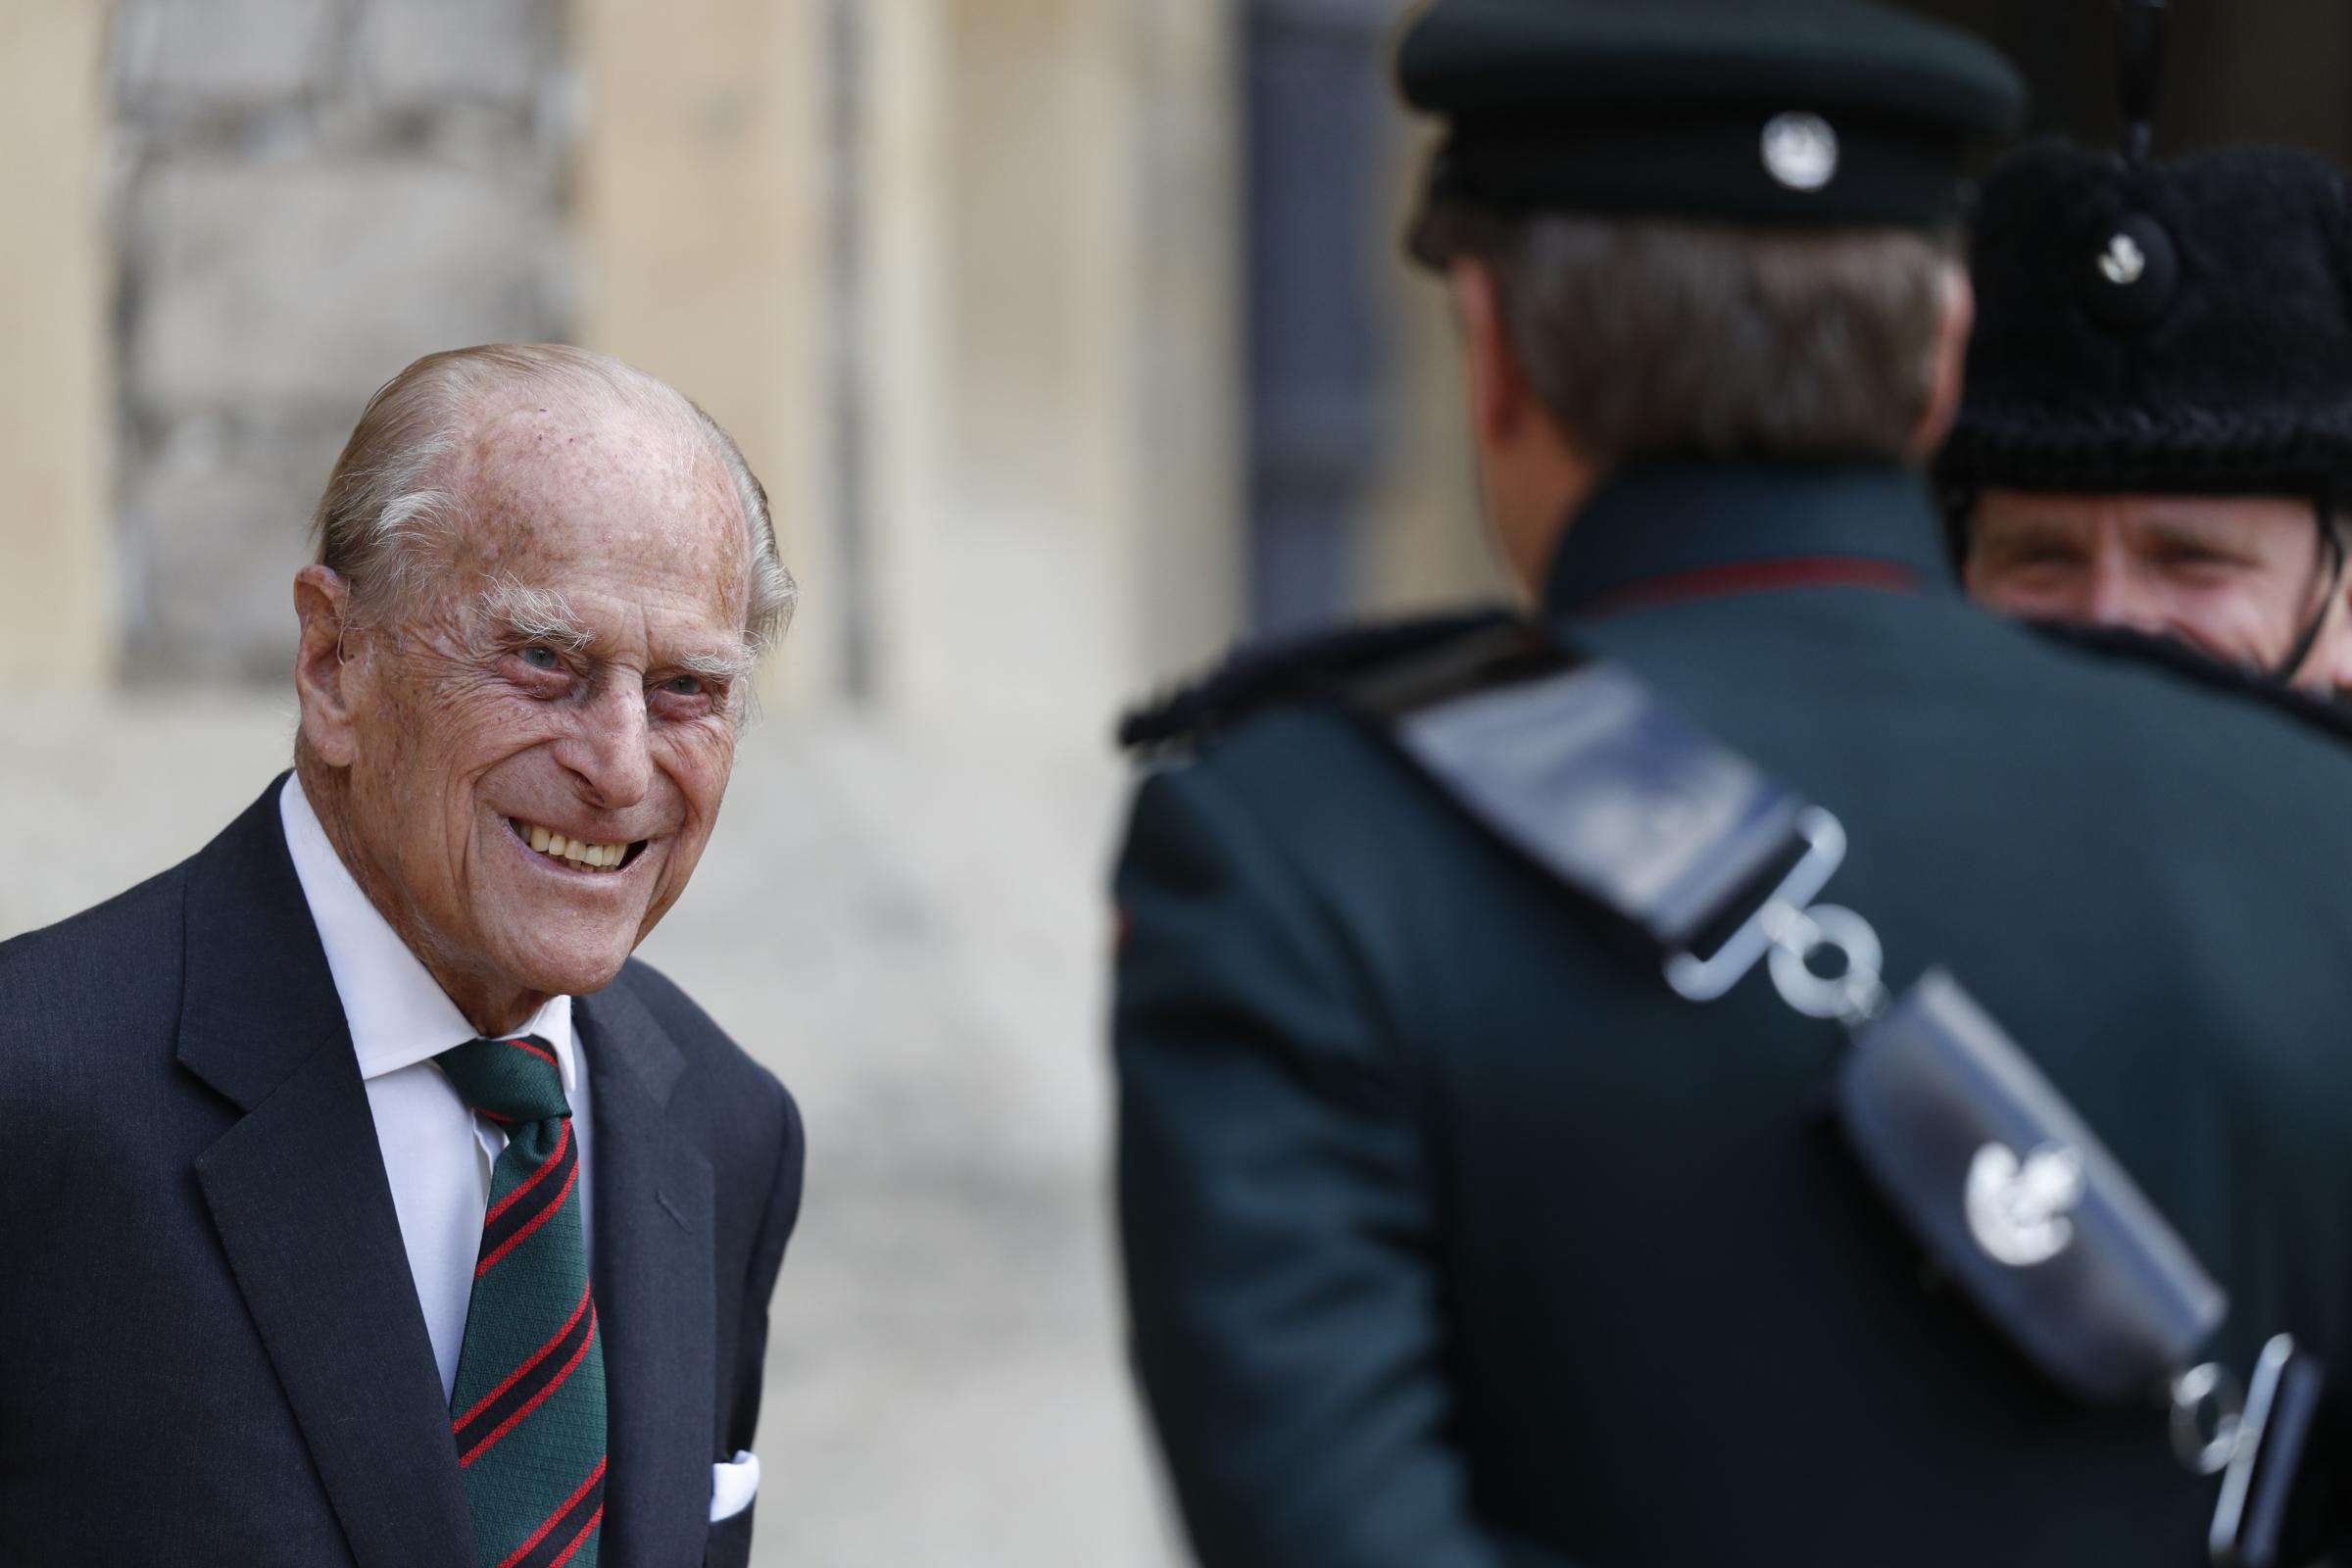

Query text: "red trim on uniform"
[461, 1308, 599, 1469]
[475, 1156, 581, 1278]
[1576, 555, 1922, 619]
[453, 1280, 594, 1431]
[484, 1120, 572, 1226]
[494, 1456, 608, 1565]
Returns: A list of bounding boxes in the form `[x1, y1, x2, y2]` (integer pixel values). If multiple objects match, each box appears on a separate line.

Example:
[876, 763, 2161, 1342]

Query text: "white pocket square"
[710, 1450, 760, 1523]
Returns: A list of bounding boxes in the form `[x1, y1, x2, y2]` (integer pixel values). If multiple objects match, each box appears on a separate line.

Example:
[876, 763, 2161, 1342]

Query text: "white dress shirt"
[277, 776, 592, 1405]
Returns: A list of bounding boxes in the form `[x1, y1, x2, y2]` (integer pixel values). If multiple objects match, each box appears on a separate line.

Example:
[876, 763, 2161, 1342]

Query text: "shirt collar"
[1541, 458, 1953, 618]
[277, 775, 576, 1093]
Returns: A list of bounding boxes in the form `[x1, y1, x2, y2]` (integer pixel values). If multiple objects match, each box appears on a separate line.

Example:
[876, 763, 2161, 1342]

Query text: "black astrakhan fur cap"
[1938, 140, 2352, 498]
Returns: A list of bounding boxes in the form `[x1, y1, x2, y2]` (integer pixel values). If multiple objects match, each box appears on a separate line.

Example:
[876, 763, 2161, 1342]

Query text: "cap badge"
[1761, 113, 1839, 193]
[2098, 232, 2148, 286]
[2082, 213, 2179, 331]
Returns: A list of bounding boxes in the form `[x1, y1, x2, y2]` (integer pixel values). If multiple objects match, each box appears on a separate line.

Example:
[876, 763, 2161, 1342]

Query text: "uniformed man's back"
[1110, 5, 2352, 1566]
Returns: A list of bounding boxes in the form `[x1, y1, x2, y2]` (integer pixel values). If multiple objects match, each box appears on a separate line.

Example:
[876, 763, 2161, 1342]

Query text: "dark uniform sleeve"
[1113, 760, 1573, 1568]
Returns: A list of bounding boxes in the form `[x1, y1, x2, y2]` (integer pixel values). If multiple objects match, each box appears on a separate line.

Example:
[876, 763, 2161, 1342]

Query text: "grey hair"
[471, 576, 593, 652]
[311, 343, 798, 654]
[1412, 203, 1957, 465]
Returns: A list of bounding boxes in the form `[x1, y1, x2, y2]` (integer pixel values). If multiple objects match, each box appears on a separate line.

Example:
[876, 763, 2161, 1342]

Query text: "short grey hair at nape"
[310, 343, 798, 655]
[1411, 203, 1955, 466]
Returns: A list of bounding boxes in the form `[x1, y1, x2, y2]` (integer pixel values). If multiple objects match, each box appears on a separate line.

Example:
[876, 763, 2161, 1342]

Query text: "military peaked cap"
[1398, 0, 2025, 230]
[1939, 141, 2352, 498]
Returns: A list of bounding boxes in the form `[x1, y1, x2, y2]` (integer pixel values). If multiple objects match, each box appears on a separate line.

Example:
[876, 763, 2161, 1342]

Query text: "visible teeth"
[514, 820, 629, 871]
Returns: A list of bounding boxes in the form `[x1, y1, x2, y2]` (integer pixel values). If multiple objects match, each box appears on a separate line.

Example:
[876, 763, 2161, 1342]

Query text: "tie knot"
[436, 1035, 571, 1126]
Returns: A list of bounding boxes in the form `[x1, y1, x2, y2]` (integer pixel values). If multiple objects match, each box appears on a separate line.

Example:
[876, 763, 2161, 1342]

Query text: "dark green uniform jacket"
[1113, 461, 2352, 1568]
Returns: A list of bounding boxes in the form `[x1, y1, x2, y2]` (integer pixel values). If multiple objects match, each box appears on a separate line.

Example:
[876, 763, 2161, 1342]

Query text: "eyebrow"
[472, 579, 594, 650]
[2141, 515, 2260, 555]
[678, 646, 758, 684]
[471, 576, 759, 686]
[1974, 518, 2085, 558]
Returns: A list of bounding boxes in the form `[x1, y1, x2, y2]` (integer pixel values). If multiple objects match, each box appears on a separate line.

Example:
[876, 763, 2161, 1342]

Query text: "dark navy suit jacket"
[0, 779, 804, 1567]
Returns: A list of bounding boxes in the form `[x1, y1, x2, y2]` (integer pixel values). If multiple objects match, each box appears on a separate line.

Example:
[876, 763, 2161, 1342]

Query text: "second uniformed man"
[1943, 136, 2352, 692]
[1112, 3, 2352, 1565]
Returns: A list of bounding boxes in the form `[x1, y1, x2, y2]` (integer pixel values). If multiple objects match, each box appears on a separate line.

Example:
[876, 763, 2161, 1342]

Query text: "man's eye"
[519, 646, 561, 671]
[2158, 547, 2234, 570]
[662, 674, 706, 697]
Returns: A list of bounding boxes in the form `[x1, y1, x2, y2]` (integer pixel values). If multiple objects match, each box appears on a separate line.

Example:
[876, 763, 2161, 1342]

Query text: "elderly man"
[1111, 3, 2352, 1566]
[1941, 134, 2352, 692]
[0, 345, 802, 1568]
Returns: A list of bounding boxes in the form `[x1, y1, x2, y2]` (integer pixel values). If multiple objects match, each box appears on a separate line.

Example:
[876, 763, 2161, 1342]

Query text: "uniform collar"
[277, 774, 576, 1091]
[1541, 458, 1952, 619]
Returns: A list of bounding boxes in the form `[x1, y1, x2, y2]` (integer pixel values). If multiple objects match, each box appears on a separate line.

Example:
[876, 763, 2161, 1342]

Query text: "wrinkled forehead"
[1978, 490, 2318, 535]
[438, 389, 751, 609]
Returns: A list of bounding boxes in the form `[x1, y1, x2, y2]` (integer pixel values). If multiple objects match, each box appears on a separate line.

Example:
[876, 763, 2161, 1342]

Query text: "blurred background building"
[7, 2, 2352, 1563]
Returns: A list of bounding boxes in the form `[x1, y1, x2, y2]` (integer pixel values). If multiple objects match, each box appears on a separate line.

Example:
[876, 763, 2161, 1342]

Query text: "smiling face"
[295, 386, 757, 1031]
[1965, 490, 2352, 691]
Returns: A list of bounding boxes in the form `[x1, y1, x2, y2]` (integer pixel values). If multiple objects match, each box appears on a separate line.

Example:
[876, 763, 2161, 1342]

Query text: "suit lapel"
[580, 975, 717, 1568]
[177, 779, 475, 1568]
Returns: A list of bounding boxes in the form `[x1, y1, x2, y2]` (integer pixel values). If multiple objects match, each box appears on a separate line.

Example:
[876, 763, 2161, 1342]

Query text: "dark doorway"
[1894, 0, 2352, 159]
[1243, 0, 1394, 636]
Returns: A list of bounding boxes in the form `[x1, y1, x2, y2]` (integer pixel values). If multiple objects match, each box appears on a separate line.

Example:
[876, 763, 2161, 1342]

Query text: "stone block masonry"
[109, 0, 574, 681]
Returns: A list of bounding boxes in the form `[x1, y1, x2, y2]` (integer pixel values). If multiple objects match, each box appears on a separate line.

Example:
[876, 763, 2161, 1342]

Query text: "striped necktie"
[436, 1035, 607, 1568]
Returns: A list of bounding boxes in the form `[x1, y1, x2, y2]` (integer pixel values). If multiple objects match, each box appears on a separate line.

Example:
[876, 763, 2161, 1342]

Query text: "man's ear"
[293, 565, 364, 768]
[1449, 256, 1533, 450]
[1911, 262, 1975, 459]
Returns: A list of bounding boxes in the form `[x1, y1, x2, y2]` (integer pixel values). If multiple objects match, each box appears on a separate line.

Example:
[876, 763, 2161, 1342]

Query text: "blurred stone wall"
[0, 2, 110, 693]
[86, 0, 1244, 751]
[107, 0, 576, 680]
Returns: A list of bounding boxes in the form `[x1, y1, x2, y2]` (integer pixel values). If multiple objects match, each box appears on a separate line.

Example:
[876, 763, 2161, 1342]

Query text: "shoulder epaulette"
[2028, 619, 2352, 748]
[1117, 609, 1517, 755]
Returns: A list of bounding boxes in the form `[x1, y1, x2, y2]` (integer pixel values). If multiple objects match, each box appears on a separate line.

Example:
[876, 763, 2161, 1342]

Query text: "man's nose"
[555, 681, 655, 809]
[2082, 548, 2162, 631]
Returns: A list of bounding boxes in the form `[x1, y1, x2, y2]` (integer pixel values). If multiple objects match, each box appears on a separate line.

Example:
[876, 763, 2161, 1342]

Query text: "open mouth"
[508, 817, 650, 874]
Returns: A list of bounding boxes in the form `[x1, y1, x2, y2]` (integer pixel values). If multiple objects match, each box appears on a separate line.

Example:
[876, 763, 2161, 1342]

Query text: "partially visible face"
[334, 393, 755, 1003]
[1965, 491, 2346, 689]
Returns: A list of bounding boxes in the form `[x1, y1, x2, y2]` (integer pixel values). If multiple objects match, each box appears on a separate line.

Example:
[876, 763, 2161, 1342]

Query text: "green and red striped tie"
[437, 1036, 607, 1568]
